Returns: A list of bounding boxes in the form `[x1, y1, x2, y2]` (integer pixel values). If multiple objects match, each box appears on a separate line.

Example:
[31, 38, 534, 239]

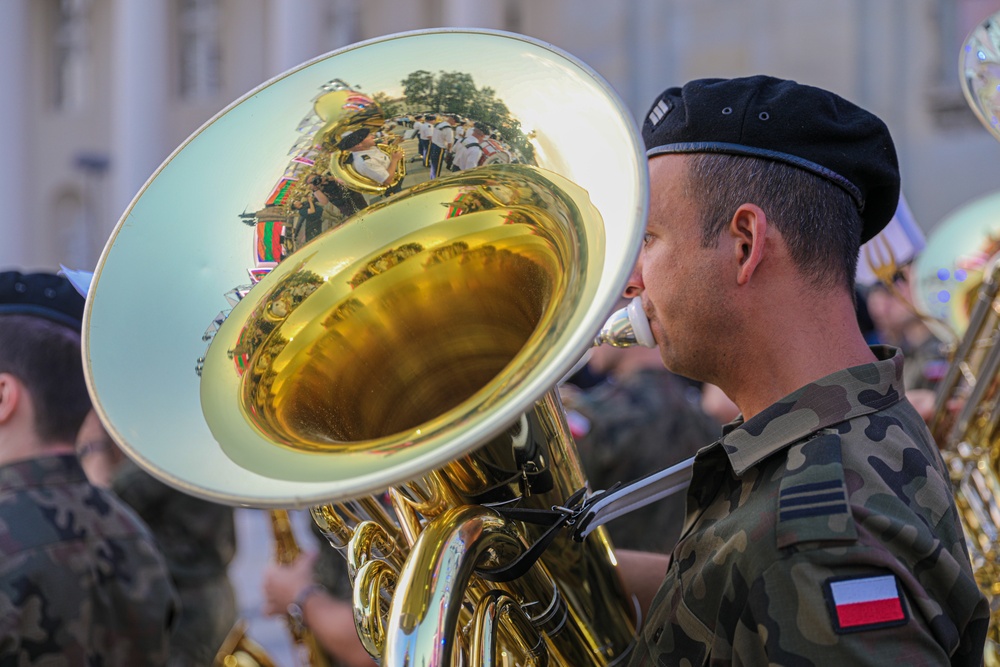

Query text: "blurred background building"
[1, 0, 1000, 272]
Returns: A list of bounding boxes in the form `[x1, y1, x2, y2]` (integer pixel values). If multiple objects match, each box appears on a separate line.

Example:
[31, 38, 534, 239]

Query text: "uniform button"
[653, 627, 663, 642]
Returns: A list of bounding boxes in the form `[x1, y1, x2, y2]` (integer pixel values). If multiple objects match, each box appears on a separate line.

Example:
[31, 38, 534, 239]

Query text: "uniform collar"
[716, 345, 904, 476]
[0, 452, 89, 491]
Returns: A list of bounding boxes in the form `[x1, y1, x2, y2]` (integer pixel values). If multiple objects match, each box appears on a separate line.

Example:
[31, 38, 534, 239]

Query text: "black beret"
[337, 127, 370, 150]
[0, 271, 85, 331]
[642, 75, 900, 243]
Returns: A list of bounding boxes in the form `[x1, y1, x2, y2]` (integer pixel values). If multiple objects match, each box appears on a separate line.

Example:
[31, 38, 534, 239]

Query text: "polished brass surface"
[924, 256, 1000, 664]
[84, 30, 646, 507]
[471, 591, 546, 667]
[202, 165, 592, 459]
[83, 29, 648, 667]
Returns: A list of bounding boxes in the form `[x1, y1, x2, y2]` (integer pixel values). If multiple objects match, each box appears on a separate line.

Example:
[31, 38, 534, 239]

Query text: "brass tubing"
[388, 488, 422, 548]
[267, 510, 329, 667]
[382, 506, 523, 666]
[470, 591, 547, 667]
[348, 521, 403, 579]
[932, 261, 1000, 438]
[354, 559, 398, 660]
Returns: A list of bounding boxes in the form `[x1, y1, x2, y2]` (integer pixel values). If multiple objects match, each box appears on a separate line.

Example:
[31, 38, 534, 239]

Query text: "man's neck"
[0, 430, 76, 467]
[720, 297, 877, 421]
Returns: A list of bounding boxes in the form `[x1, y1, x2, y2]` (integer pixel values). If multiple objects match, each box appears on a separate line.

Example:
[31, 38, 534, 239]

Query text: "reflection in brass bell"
[84, 29, 647, 509]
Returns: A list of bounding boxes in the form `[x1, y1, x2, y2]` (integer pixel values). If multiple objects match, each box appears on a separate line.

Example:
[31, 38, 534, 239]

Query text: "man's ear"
[0, 373, 21, 424]
[728, 204, 767, 286]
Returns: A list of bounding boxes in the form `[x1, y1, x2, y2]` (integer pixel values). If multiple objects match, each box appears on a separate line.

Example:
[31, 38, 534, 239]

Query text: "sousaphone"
[83, 29, 649, 665]
[901, 11, 1000, 663]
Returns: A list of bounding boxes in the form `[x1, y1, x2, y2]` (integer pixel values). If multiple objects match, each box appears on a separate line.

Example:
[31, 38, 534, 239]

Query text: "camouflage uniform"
[631, 346, 989, 666]
[0, 454, 177, 665]
[565, 368, 719, 552]
[112, 459, 237, 666]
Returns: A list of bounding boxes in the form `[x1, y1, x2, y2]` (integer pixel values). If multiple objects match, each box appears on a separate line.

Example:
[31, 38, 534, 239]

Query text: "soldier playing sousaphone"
[336, 127, 405, 196]
[314, 89, 405, 197]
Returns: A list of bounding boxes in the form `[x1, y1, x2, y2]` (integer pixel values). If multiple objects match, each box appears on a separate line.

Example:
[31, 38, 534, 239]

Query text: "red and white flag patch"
[825, 574, 907, 633]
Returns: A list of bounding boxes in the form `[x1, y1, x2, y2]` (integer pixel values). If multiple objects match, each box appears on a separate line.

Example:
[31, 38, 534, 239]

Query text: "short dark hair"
[0, 315, 92, 443]
[686, 153, 862, 293]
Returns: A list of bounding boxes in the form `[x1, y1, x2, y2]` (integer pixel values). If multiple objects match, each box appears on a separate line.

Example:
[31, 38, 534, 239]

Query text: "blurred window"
[53, 0, 90, 111]
[322, 0, 361, 50]
[178, 0, 220, 99]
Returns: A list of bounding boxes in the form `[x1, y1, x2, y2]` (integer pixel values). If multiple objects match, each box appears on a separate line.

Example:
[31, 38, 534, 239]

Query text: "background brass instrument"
[882, 10, 1000, 663]
[269, 510, 329, 666]
[215, 621, 278, 667]
[83, 30, 648, 666]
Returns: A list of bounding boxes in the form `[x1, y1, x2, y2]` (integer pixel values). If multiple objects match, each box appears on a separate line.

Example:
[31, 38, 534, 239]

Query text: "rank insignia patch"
[824, 574, 907, 633]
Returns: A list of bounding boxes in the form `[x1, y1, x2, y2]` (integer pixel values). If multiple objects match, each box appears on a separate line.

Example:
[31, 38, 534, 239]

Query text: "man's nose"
[623, 260, 644, 298]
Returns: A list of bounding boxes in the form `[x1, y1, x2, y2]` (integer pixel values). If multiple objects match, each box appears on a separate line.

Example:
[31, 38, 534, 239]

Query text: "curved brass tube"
[353, 559, 398, 660]
[470, 591, 547, 667]
[382, 505, 523, 666]
[348, 520, 402, 579]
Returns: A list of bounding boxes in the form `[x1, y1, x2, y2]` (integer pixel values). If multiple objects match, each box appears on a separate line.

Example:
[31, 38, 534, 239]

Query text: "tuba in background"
[83, 30, 649, 666]
[890, 10, 1000, 664]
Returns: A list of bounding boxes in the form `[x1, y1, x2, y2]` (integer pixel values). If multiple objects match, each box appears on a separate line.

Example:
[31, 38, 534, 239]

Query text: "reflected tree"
[401, 70, 436, 109]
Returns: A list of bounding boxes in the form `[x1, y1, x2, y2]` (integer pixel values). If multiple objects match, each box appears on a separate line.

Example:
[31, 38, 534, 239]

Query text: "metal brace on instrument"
[476, 457, 695, 583]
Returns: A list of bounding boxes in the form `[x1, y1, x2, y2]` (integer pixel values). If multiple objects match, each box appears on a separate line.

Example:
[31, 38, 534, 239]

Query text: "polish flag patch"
[824, 574, 908, 633]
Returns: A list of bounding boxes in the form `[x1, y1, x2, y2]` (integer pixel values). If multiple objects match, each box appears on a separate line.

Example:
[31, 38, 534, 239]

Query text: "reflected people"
[337, 127, 405, 196]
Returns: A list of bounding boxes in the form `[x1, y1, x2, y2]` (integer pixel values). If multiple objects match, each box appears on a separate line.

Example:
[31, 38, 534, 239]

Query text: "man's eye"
[642, 233, 654, 246]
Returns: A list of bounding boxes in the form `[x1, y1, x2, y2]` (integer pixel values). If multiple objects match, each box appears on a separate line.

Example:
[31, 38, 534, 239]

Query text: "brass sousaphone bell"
[84, 29, 649, 665]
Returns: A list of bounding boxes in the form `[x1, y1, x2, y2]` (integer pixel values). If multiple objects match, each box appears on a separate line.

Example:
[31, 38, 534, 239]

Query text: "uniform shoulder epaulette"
[776, 429, 858, 549]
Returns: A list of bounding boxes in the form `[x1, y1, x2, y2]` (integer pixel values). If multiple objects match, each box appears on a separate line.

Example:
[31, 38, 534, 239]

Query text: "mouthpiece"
[593, 296, 655, 348]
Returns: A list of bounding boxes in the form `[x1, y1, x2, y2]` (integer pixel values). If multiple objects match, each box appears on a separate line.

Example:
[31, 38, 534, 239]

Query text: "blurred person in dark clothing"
[77, 412, 238, 667]
[561, 341, 719, 553]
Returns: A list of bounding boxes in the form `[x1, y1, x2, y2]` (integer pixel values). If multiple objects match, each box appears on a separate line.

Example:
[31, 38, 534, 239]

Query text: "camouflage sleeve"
[733, 552, 953, 665]
[0, 486, 178, 665]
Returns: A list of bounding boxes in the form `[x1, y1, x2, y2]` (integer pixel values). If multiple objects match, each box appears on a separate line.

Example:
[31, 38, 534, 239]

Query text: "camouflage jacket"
[630, 346, 989, 666]
[565, 368, 720, 552]
[0, 454, 177, 666]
